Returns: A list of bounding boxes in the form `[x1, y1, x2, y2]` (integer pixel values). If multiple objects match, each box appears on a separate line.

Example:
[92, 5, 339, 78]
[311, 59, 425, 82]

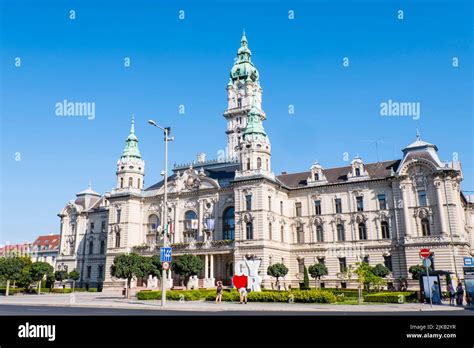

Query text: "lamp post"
[148, 119, 173, 306]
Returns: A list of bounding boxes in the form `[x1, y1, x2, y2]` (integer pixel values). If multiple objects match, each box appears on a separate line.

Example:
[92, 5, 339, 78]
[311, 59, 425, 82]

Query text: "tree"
[354, 262, 385, 292]
[372, 264, 390, 278]
[409, 265, 427, 280]
[266, 263, 288, 290]
[30, 262, 54, 295]
[0, 256, 25, 296]
[172, 254, 203, 288]
[308, 263, 328, 289]
[301, 266, 310, 290]
[68, 269, 80, 292]
[110, 253, 151, 298]
[149, 254, 163, 279]
[16, 256, 33, 290]
[55, 270, 69, 283]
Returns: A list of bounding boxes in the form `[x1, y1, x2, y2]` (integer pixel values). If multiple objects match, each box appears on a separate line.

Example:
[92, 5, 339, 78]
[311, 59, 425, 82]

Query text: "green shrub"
[88, 288, 98, 292]
[51, 288, 73, 294]
[363, 291, 417, 303]
[30, 288, 50, 294]
[0, 287, 25, 295]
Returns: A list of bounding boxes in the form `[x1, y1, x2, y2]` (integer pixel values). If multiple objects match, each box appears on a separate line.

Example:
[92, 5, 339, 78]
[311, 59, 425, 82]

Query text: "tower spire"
[416, 128, 421, 141]
[121, 115, 141, 159]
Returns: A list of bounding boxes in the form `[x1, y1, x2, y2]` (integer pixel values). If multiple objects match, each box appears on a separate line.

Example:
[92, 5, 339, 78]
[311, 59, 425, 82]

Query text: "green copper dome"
[230, 31, 259, 82]
[243, 94, 267, 140]
[121, 115, 142, 159]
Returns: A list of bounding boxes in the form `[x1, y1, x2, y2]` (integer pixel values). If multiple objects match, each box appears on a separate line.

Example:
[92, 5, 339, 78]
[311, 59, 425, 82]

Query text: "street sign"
[422, 258, 431, 268]
[464, 257, 473, 266]
[162, 261, 170, 271]
[160, 247, 172, 262]
[419, 248, 430, 259]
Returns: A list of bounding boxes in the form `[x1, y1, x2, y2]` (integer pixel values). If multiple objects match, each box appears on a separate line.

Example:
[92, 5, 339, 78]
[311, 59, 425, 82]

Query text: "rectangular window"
[378, 194, 387, 210]
[318, 257, 325, 265]
[363, 255, 370, 264]
[116, 209, 121, 223]
[280, 225, 284, 242]
[298, 259, 305, 274]
[280, 201, 283, 215]
[268, 223, 272, 240]
[335, 198, 342, 214]
[356, 196, 364, 212]
[101, 221, 106, 233]
[87, 266, 91, 278]
[338, 258, 347, 273]
[246, 223, 253, 240]
[98, 265, 104, 279]
[295, 202, 302, 217]
[383, 255, 393, 271]
[418, 190, 427, 206]
[296, 223, 304, 243]
[314, 200, 321, 215]
[90, 222, 95, 232]
[245, 195, 252, 211]
[268, 196, 272, 211]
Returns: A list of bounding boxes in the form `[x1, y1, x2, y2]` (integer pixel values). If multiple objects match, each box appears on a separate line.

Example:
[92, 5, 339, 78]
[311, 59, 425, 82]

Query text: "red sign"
[162, 261, 170, 270]
[232, 275, 248, 289]
[419, 248, 430, 259]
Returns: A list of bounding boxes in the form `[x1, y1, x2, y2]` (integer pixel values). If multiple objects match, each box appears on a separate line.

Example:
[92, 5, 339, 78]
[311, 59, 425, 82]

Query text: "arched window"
[266, 159, 269, 171]
[280, 225, 284, 242]
[148, 215, 160, 232]
[223, 207, 235, 240]
[269, 222, 272, 240]
[337, 224, 345, 241]
[421, 218, 430, 236]
[100, 240, 105, 254]
[115, 232, 120, 248]
[355, 168, 360, 176]
[257, 157, 262, 169]
[381, 221, 390, 239]
[316, 225, 324, 242]
[358, 223, 367, 240]
[246, 158, 251, 170]
[296, 223, 304, 243]
[120, 177, 124, 188]
[129, 177, 133, 188]
[137, 178, 141, 189]
[315, 173, 319, 181]
[89, 241, 93, 254]
[246, 222, 253, 240]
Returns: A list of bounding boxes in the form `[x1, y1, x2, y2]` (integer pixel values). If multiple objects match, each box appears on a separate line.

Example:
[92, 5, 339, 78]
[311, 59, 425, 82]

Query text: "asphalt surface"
[1, 304, 473, 316]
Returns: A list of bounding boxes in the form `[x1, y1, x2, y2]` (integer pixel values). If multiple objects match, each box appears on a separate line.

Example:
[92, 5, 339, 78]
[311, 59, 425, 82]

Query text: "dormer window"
[355, 168, 360, 176]
[315, 173, 319, 181]
[237, 98, 242, 108]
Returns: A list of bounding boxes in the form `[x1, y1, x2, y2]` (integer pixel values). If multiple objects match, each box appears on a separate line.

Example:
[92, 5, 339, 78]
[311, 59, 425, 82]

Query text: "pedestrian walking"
[215, 281, 223, 304]
[447, 283, 456, 306]
[456, 282, 464, 306]
[431, 281, 441, 304]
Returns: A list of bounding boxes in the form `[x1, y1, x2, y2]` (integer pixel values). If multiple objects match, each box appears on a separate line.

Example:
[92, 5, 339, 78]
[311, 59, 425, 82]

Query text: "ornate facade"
[57, 33, 473, 291]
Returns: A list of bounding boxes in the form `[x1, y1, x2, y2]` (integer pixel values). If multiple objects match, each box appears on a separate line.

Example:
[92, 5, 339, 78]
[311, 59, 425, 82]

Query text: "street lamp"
[148, 119, 173, 307]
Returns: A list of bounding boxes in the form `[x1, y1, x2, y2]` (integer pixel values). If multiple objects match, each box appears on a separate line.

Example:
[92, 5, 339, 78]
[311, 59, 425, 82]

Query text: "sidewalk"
[0, 292, 471, 313]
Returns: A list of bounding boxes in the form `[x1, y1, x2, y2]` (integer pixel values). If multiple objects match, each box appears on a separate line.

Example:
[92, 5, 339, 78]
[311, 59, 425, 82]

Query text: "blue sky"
[1, 0, 473, 244]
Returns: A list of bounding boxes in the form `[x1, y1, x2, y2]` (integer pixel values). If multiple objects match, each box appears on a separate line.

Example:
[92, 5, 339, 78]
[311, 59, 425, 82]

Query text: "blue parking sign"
[464, 257, 473, 266]
[160, 247, 172, 262]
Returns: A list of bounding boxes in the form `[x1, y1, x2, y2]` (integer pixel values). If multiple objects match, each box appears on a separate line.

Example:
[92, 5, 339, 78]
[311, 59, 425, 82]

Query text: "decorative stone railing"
[132, 239, 235, 255]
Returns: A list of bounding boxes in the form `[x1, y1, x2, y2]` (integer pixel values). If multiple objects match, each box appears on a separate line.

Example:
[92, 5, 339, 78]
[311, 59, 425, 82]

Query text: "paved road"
[1, 304, 473, 316]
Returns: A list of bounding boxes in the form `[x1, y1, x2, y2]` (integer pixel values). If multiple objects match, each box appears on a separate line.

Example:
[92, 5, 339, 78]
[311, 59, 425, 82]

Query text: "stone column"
[400, 183, 412, 237]
[210, 254, 214, 279]
[434, 179, 447, 234]
[205, 254, 209, 279]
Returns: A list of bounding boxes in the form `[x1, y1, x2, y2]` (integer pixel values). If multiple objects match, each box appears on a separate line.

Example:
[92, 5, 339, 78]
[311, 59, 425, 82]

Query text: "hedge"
[363, 292, 417, 303]
[0, 287, 25, 295]
[137, 289, 337, 303]
[30, 288, 51, 294]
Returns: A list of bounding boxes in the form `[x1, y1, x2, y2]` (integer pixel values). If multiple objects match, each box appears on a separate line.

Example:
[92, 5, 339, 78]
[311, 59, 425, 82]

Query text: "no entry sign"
[162, 261, 170, 271]
[419, 248, 430, 259]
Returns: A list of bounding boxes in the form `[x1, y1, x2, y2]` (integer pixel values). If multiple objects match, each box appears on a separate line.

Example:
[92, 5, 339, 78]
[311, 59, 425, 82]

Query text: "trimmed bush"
[363, 291, 417, 303]
[88, 288, 98, 292]
[137, 289, 336, 303]
[0, 287, 25, 295]
[51, 288, 73, 294]
[30, 288, 50, 294]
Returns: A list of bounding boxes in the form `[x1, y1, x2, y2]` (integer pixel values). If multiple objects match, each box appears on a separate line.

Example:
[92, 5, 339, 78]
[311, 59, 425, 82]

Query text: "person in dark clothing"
[456, 282, 464, 306]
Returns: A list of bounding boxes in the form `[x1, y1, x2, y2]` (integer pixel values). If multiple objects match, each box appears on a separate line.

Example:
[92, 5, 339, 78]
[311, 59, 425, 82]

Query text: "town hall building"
[56, 32, 474, 291]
